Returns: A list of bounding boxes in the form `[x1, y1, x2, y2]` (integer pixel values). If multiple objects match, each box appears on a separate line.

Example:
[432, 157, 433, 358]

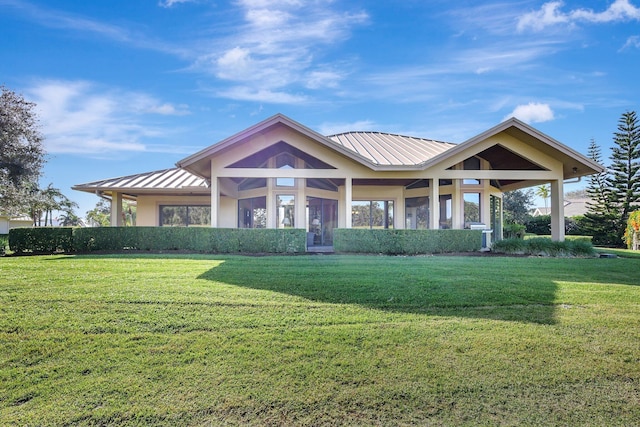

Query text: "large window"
[439, 195, 452, 229]
[352, 200, 394, 229]
[464, 193, 481, 227]
[160, 205, 211, 227]
[405, 197, 429, 229]
[277, 195, 295, 228]
[238, 196, 266, 228]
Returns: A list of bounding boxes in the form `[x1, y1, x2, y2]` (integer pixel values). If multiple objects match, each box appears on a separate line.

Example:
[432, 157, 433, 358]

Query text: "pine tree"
[583, 139, 618, 245]
[608, 111, 640, 244]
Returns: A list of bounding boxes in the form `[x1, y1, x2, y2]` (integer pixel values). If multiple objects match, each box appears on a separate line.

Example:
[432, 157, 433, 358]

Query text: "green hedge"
[9, 227, 306, 254]
[0, 234, 8, 255]
[492, 237, 595, 257]
[334, 229, 482, 255]
[9, 227, 74, 254]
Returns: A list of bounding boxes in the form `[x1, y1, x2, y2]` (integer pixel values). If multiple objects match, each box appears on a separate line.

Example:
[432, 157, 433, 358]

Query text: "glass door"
[308, 197, 338, 246]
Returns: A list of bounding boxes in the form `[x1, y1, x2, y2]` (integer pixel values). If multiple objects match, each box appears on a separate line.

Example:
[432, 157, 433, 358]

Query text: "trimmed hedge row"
[492, 237, 595, 257]
[9, 227, 306, 254]
[333, 229, 482, 255]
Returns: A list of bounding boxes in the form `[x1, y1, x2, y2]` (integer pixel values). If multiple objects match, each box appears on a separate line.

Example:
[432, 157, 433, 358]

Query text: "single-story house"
[531, 198, 590, 217]
[0, 215, 32, 234]
[73, 113, 603, 245]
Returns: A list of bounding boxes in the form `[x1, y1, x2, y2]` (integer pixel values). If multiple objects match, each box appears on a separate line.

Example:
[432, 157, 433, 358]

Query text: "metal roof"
[73, 168, 208, 193]
[327, 131, 456, 166]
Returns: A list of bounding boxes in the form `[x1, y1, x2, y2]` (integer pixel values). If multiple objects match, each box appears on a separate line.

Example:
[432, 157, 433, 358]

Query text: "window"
[439, 195, 452, 229]
[276, 153, 295, 187]
[464, 193, 481, 226]
[405, 197, 429, 229]
[238, 197, 266, 228]
[160, 205, 211, 227]
[463, 157, 481, 185]
[352, 200, 394, 229]
[277, 195, 295, 228]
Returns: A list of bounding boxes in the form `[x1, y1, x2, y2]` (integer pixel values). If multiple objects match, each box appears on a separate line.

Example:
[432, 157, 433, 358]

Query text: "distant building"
[531, 198, 590, 217]
[0, 215, 32, 234]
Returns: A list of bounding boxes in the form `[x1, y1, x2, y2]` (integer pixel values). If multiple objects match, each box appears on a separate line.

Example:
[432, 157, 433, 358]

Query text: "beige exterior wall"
[137, 195, 211, 226]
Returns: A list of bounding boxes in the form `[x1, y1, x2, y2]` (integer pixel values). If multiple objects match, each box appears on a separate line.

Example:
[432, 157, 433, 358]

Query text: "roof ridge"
[327, 130, 453, 145]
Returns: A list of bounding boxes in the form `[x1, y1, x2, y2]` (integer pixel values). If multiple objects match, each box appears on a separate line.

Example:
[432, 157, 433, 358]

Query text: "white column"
[111, 192, 123, 226]
[550, 179, 565, 241]
[429, 179, 439, 229]
[210, 177, 219, 228]
[344, 177, 352, 228]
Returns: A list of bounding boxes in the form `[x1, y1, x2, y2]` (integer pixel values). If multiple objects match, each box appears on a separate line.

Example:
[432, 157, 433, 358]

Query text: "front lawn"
[1, 254, 639, 425]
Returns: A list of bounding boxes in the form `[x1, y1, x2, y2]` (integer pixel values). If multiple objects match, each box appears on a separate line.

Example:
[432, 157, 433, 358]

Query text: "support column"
[429, 179, 439, 229]
[451, 179, 461, 229]
[550, 179, 565, 241]
[110, 192, 123, 226]
[210, 177, 219, 228]
[344, 177, 352, 228]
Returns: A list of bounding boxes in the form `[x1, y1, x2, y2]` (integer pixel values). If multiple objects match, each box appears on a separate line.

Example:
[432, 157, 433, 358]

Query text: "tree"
[0, 85, 46, 216]
[86, 199, 111, 227]
[503, 188, 534, 224]
[28, 183, 78, 226]
[583, 139, 619, 245]
[535, 184, 550, 213]
[608, 111, 640, 242]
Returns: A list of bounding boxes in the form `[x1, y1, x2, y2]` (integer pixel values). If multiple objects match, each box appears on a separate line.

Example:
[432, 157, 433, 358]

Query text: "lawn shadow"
[197, 255, 561, 325]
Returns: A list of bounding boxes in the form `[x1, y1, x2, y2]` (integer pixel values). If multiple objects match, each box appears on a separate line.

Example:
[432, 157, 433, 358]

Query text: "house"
[531, 198, 590, 217]
[0, 215, 32, 234]
[73, 113, 604, 244]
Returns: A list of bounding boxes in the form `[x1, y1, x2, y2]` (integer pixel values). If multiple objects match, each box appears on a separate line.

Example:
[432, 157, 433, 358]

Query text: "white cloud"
[621, 35, 640, 50]
[518, 0, 640, 32]
[193, 1, 369, 102]
[504, 103, 555, 123]
[158, 0, 197, 8]
[318, 120, 378, 136]
[26, 80, 191, 154]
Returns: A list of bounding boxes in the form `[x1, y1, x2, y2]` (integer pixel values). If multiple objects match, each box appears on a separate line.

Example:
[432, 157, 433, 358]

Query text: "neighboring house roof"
[73, 168, 208, 197]
[327, 132, 455, 167]
[531, 198, 591, 217]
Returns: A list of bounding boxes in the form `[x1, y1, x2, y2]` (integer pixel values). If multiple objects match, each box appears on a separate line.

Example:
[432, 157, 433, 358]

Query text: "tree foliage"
[0, 85, 46, 215]
[503, 189, 534, 224]
[608, 111, 640, 240]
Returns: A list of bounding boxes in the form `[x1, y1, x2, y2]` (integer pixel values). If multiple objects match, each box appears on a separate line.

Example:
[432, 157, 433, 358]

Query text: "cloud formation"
[27, 80, 191, 154]
[505, 103, 555, 123]
[194, 1, 368, 102]
[518, 0, 640, 32]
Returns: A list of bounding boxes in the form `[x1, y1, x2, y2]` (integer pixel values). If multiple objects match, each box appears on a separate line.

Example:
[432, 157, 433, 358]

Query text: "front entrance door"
[308, 197, 338, 246]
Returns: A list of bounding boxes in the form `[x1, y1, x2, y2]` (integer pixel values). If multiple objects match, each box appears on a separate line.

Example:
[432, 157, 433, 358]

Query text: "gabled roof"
[177, 113, 376, 178]
[73, 168, 208, 196]
[424, 117, 604, 179]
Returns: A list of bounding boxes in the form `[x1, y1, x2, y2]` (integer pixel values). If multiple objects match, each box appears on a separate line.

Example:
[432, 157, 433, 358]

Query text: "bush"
[492, 237, 595, 257]
[334, 229, 482, 255]
[72, 227, 306, 254]
[503, 223, 526, 239]
[9, 227, 74, 254]
[0, 234, 8, 255]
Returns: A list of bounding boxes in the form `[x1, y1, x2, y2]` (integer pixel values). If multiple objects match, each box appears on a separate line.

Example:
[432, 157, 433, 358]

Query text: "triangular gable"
[421, 117, 604, 179]
[177, 114, 376, 179]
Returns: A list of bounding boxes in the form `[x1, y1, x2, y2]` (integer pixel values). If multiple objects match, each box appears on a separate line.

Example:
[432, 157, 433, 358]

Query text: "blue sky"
[1, 0, 639, 217]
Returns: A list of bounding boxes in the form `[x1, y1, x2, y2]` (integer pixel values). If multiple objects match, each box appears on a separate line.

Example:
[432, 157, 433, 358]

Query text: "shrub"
[503, 223, 526, 239]
[0, 234, 8, 255]
[334, 229, 482, 255]
[9, 227, 74, 254]
[492, 237, 595, 257]
[72, 227, 305, 254]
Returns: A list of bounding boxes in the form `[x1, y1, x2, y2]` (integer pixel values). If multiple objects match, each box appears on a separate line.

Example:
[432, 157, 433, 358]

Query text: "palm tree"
[536, 184, 551, 214]
[28, 183, 79, 226]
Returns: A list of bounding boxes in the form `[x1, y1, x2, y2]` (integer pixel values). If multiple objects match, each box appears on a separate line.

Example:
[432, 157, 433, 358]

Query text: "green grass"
[1, 254, 639, 426]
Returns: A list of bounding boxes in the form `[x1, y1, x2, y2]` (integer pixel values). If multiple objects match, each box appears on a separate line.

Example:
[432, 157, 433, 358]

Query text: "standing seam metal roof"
[327, 132, 456, 166]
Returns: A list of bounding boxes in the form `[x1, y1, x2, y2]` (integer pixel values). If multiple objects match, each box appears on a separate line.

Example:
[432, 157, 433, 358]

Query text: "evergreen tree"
[608, 111, 640, 243]
[503, 188, 534, 224]
[583, 139, 618, 245]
